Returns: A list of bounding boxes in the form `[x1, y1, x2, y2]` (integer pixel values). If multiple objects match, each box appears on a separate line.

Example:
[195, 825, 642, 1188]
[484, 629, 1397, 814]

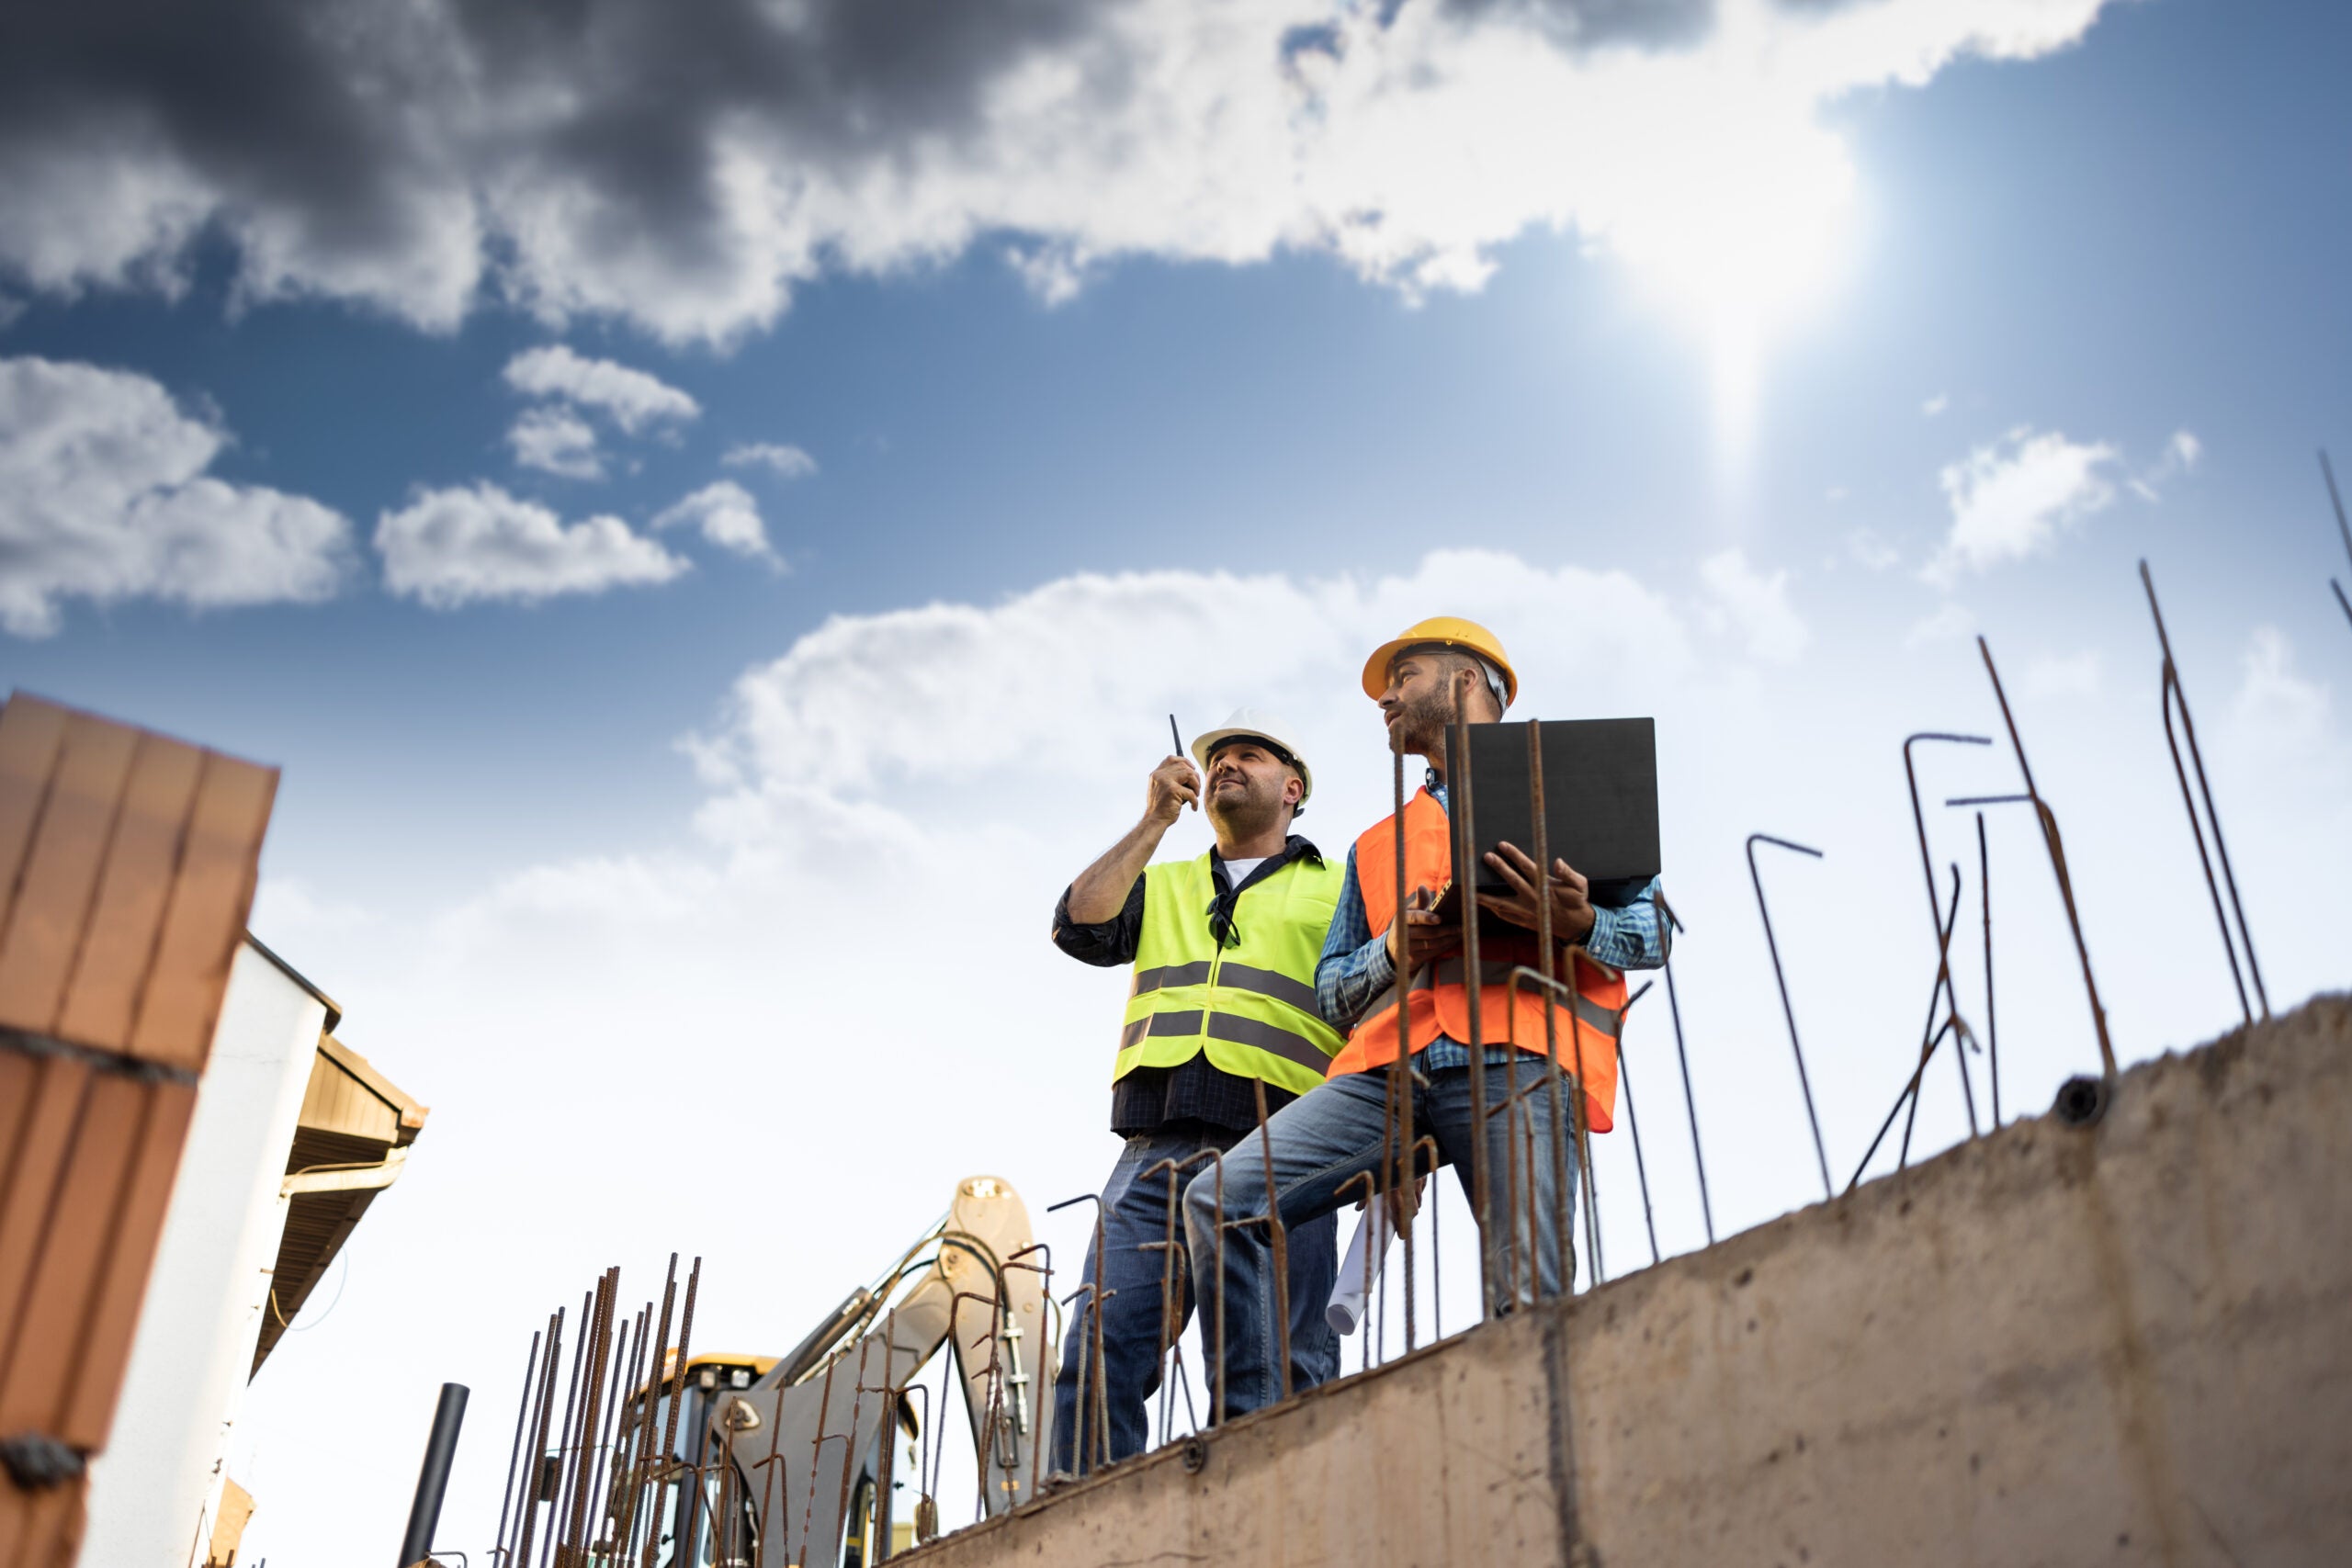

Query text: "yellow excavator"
[597, 1176, 1057, 1566]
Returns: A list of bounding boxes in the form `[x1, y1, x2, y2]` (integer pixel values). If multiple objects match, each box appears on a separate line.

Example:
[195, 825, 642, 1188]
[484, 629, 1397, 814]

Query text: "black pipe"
[775, 1286, 874, 1386]
[399, 1382, 469, 1566]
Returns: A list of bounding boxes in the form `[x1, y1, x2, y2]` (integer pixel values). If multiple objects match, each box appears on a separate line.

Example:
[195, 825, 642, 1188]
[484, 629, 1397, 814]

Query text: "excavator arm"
[707, 1175, 1057, 1565]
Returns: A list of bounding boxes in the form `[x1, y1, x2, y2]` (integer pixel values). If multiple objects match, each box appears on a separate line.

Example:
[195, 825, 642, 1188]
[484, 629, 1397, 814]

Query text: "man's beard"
[1390, 682, 1459, 757]
[1206, 773, 1285, 840]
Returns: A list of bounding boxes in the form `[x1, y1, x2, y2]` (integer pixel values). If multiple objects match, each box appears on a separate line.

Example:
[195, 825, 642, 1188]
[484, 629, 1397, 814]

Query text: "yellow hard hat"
[1361, 616, 1519, 706]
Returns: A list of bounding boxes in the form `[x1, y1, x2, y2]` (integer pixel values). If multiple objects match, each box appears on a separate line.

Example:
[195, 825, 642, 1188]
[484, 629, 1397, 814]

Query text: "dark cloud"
[0, 2, 442, 267]
[0, 0, 2117, 341]
[1436, 0, 1717, 51]
[0, 0, 1121, 317]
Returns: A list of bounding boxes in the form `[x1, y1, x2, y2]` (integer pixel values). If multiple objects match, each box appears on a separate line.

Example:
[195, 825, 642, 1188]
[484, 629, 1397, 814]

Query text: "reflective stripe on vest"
[1411, 960, 1623, 1041]
[1326, 786, 1627, 1133]
[1114, 852, 1345, 1098]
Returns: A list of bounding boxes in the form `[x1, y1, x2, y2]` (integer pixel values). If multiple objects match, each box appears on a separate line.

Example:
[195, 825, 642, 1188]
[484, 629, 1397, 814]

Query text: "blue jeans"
[1051, 1126, 1338, 1474]
[1183, 1057, 1577, 1420]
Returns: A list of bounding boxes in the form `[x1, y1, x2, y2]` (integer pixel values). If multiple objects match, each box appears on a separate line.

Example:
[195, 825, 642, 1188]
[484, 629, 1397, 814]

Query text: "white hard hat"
[1189, 707, 1313, 805]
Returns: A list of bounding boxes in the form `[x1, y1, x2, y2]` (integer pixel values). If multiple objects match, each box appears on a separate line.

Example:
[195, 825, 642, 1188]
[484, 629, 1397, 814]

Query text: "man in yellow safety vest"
[1046, 707, 1344, 1474]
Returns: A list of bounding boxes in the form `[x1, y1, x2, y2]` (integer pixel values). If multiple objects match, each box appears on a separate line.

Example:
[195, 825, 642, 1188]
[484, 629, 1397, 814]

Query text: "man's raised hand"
[1146, 752, 1203, 825]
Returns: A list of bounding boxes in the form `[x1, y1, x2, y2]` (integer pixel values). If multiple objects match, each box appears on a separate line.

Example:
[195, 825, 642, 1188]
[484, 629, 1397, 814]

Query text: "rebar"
[512, 1305, 563, 1568]
[2142, 559, 2268, 1023]
[1046, 1190, 1114, 1468]
[1450, 713, 1496, 1324]
[616, 1256, 678, 1564]
[1335, 1171, 1379, 1373]
[1527, 718, 1577, 1305]
[1409, 1134, 1442, 1340]
[1747, 833, 1833, 1199]
[2324, 450, 2352, 634]
[560, 1269, 617, 1562]
[1845, 864, 1964, 1192]
[1896, 864, 1970, 1169]
[1614, 979, 1661, 1268]
[608, 1351, 644, 1562]
[1388, 740, 1416, 1352]
[1139, 1150, 1216, 1447]
[1497, 962, 1610, 1291]
[944, 1295, 1007, 1520]
[1904, 733, 1990, 1138]
[1003, 1242, 1057, 1494]
[645, 1257, 701, 1568]
[1136, 1182, 1184, 1448]
[1978, 637, 2117, 1078]
[492, 1330, 542, 1565]
[1565, 952, 1610, 1287]
[1651, 891, 1713, 1245]
[545, 1283, 591, 1568]
[1980, 813, 1998, 1128]
[585, 1308, 642, 1553]
[537, 1290, 593, 1568]
[1251, 1078, 1295, 1398]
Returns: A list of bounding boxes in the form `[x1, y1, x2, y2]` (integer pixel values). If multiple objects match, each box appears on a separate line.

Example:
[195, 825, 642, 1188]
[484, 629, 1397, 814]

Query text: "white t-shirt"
[1218, 856, 1268, 888]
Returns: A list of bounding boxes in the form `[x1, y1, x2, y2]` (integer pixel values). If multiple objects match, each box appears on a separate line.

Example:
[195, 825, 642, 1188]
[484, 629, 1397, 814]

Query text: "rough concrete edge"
[889, 992, 2351, 1563]
[1560, 992, 2352, 1322]
[889, 1318, 1487, 1558]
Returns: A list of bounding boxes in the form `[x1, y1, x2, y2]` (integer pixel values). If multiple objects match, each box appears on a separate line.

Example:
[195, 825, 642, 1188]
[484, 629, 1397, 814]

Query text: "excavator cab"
[587, 1177, 1054, 1566]
[599, 1351, 774, 1567]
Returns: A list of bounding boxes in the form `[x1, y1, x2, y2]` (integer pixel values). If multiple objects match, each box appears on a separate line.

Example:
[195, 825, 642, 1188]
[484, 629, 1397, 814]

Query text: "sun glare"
[1599, 79, 1856, 469]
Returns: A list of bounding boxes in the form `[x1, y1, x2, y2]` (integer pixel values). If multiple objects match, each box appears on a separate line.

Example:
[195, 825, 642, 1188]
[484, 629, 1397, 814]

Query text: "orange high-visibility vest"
[1328, 786, 1625, 1133]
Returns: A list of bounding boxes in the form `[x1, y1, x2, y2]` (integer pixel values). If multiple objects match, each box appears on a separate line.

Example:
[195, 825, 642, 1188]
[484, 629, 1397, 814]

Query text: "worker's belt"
[1130, 960, 1320, 1018]
[1407, 959, 1622, 1038]
[1118, 1009, 1336, 1073]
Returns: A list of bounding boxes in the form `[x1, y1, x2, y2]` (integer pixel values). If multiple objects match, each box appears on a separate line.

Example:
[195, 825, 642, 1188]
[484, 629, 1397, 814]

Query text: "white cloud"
[0, 1, 2128, 345]
[505, 405, 603, 479]
[1927, 426, 2119, 583]
[688, 548, 1696, 843]
[1922, 393, 1949, 417]
[501, 346, 698, 433]
[653, 480, 775, 561]
[1697, 547, 1809, 663]
[2231, 626, 2330, 750]
[723, 443, 818, 479]
[2129, 428, 2202, 502]
[1905, 602, 1974, 648]
[1005, 242, 1100, 308]
[375, 482, 688, 608]
[0, 355, 351, 637]
[2022, 649, 2103, 699]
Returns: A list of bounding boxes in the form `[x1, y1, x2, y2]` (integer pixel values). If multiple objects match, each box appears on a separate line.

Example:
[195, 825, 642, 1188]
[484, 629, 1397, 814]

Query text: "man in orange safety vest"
[1184, 617, 1669, 1420]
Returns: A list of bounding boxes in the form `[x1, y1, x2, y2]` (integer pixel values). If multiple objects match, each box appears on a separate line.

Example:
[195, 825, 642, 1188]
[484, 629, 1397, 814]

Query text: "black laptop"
[1427, 717, 1660, 929]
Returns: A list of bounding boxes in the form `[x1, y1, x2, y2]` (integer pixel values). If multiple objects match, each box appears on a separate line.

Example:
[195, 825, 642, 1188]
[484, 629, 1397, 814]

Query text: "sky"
[5, 0, 2350, 1560]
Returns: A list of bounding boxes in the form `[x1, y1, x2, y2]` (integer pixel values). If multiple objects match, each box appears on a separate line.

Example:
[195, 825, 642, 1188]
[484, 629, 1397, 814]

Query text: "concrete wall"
[902, 995, 2352, 1568]
[83, 945, 324, 1568]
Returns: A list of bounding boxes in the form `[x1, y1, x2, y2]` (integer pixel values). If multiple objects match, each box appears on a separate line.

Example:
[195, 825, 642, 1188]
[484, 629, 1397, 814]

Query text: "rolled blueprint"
[1326, 1202, 1396, 1337]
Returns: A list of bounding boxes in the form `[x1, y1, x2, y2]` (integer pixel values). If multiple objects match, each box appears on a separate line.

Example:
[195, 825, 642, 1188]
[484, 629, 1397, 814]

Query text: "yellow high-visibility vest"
[1113, 852, 1345, 1098]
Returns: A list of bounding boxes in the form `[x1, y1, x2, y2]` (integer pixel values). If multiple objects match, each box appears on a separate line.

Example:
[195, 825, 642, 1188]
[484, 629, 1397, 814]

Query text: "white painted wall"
[83, 942, 325, 1568]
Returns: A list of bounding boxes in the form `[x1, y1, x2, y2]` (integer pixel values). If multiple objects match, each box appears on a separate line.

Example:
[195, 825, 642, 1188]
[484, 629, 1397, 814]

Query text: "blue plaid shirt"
[1315, 779, 1669, 1068]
